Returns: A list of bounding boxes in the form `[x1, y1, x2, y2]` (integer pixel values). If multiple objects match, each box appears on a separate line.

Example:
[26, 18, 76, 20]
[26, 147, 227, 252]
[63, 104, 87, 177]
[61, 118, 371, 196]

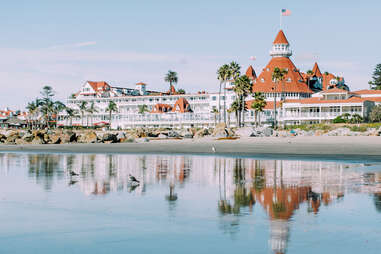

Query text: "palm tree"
[105, 101, 118, 129]
[164, 70, 178, 94]
[53, 101, 66, 128]
[251, 92, 267, 126]
[233, 75, 252, 127]
[87, 102, 99, 127]
[26, 100, 39, 129]
[271, 67, 288, 129]
[77, 101, 88, 127]
[211, 108, 219, 127]
[227, 108, 234, 128]
[217, 64, 231, 124]
[138, 104, 149, 114]
[228, 62, 241, 123]
[64, 107, 78, 127]
[230, 99, 241, 127]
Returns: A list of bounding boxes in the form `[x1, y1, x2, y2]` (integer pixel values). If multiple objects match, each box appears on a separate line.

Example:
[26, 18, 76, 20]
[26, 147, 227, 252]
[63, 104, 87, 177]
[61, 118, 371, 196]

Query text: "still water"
[0, 152, 380, 254]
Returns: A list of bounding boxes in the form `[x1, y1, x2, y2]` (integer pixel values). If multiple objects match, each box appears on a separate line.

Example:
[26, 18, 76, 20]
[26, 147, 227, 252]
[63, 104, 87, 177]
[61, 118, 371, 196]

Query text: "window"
[212, 96, 217, 101]
[287, 78, 292, 83]
[261, 78, 265, 83]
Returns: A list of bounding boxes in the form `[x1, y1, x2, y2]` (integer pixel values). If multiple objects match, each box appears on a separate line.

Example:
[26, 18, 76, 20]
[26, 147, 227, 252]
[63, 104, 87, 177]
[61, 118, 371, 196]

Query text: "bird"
[212, 145, 216, 153]
[128, 174, 140, 185]
[69, 170, 79, 176]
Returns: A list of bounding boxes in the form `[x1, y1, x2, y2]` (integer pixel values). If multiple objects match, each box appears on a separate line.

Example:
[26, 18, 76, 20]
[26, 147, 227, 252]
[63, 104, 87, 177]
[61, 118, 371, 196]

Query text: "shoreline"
[1, 136, 381, 162]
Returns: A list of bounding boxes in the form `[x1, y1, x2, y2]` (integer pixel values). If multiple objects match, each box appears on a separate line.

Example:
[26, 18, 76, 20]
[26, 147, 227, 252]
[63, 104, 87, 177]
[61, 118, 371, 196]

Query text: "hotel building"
[57, 30, 381, 129]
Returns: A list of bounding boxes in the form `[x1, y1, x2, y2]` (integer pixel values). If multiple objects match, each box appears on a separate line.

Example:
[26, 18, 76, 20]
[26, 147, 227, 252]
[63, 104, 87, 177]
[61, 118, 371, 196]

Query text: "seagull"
[212, 145, 216, 153]
[128, 174, 140, 186]
[69, 170, 79, 176]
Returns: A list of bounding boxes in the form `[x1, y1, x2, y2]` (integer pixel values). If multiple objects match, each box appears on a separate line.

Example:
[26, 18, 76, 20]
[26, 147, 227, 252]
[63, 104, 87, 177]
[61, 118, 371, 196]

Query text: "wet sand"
[1, 136, 381, 162]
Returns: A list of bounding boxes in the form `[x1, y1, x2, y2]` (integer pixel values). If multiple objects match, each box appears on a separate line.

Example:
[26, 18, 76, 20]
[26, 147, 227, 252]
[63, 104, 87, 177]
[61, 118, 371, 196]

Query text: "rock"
[213, 128, 228, 138]
[102, 133, 118, 143]
[183, 132, 194, 139]
[235, 127, 253, 137]
[194, 128, 209, 138]
[120, 137, 135, 143]
[168, 131, 180, 138]
[22, 132, 34, 142]
[78, 131, 98, 143]
[61, 131, 77, 143]
[117, 132, 126, 140]
[215, 122, 226, 129]
[158, 133, 168, 139]
[15, 139, 28, 145]
[136, 137, 150, 143]
[49, 134, 62, 144]
[31, 136, 45, 144]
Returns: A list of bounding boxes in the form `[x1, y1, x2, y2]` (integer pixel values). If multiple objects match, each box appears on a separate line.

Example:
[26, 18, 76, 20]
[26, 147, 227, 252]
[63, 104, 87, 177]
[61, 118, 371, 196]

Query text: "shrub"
[370, 105, 381, 122]
[333, 116, 346, 123]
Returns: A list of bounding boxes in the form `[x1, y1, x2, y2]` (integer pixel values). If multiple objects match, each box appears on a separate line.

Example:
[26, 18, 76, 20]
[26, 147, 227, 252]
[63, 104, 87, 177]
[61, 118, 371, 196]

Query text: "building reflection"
[2, 152, 381, 253]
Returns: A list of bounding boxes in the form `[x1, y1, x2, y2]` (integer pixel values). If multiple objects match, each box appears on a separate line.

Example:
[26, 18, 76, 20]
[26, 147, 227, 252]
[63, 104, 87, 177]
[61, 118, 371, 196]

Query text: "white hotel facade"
[58, 30, 381, 129]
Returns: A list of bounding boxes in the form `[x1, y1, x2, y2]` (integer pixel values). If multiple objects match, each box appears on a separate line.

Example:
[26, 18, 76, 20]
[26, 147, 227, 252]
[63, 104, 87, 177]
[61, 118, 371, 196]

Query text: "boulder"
[78, 131, 98, 143]
[194, 128, 209, 138]
[49, 134, 62, 144]
[15, 139, 28, 145]
[213, 128, 228, 138]
[136, 137, 150, 143]
[168, 131, 180, 138]
[235, 127, 253, 137]
[61, 131, 77, 143]
[102, 133, 118, 143]
[22, 132, 34, 142]
[31, 136, 45, 144]
[215, 122, 226, 129]
[117, 132, 126, 140]
[158, 133, 168, 139]
[183, 132, 194, 139]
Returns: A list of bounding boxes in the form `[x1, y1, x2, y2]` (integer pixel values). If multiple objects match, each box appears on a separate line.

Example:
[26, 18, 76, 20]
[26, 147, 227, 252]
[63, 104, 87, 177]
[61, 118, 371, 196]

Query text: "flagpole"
[280, 9, 282, 29]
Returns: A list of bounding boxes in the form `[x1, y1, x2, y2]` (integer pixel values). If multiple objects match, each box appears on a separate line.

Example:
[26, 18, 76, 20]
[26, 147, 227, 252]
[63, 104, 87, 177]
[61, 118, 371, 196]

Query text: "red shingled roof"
[245, 65, 257, 80]
[322, 73, 336, 90]
[284, 96, 366, 105]
[172, 98, 192, 113]
[273, 30, 289, 44]
[87, 81, 110, 92]
[151, 103, 173, 113]
[352, 89, 381, 95]
[321, 87, 349, 94]
[252, 57, 313, 94]
[312, 62, 323, 77]
[246, 100, 281, 110]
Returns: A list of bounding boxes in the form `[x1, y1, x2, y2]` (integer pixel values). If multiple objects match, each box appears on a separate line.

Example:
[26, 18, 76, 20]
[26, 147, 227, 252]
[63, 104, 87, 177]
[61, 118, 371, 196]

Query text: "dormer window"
[266, 68, 270, 71]
[287, 78, 292, 83]
[261, 78, 265, 83]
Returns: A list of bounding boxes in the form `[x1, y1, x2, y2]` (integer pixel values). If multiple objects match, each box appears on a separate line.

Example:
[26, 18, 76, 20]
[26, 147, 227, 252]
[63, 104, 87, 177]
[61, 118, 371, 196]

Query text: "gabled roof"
[322, 73, 336, 90]
[245, 65, 257, 80]
[87, 81, 110, 92]
[352, 89, 381, 95]
[312, 62, 323, 77]
[172, 98, 192, 113]
[321, 87, 348, 94]
[252, 57, 313, 94]
[273, 30, 289, 44]
[151, 103, 173, 113]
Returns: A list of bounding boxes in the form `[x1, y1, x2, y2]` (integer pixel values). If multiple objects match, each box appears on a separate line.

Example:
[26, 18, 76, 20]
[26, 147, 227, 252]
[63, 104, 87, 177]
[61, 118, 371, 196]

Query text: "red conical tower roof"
[245, 65, 257, 80]
[273, 30, 289, 44]
[312, 62, 323, 77]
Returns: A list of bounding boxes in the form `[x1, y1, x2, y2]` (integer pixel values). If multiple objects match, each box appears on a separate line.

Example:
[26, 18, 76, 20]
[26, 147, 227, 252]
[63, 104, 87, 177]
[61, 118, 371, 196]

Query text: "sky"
[1, 0, 381, 109]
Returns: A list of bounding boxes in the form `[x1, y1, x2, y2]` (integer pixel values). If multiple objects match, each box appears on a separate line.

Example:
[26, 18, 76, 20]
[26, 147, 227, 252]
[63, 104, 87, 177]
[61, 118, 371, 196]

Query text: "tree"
[177, 88, 186, 94]
[40, 85, 55, 100]
[229, 62, 241, 124]
[370, 105, 381, 122]
[138, 104, 149, 114]
[369, 64, 381, 90]
[233, 75, 252, 127]
[217, 64, 231, 124]
[230, 99, 242, 127]
[271, 67, 288, 129]
[26, 100, 39, 129]
[87, 102, 99, 127]
[211, 108, 219, 127]
[350, 114, 363, 124]
[64, 107, 78, 127]
[306, 70, 314, 75]
[164, 70, 178, 93]
[53, 101, 66, 127]
[77, 101, 88, 127]
[251, 92, 267, 126]
[106, 101, 118, 128]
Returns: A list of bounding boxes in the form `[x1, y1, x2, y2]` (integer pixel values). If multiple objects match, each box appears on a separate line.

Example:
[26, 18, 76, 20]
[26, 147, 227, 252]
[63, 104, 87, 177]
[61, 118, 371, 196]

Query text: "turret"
[269, 30, 292, 58]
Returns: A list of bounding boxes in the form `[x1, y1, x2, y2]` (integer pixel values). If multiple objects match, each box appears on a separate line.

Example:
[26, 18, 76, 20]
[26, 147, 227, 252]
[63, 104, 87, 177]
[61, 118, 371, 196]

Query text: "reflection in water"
[0, 153, 381, 254]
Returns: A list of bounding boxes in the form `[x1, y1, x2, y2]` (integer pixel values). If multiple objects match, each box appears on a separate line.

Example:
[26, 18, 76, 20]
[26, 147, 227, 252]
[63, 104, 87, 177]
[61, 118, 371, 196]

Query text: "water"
[0, 153, 380, 254]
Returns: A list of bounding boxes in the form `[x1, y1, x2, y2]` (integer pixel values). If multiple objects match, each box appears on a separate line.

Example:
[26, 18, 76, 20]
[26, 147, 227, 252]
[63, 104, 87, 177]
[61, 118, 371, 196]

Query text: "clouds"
[0, 46, 225, 109]
[47, 41, 97, 49]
